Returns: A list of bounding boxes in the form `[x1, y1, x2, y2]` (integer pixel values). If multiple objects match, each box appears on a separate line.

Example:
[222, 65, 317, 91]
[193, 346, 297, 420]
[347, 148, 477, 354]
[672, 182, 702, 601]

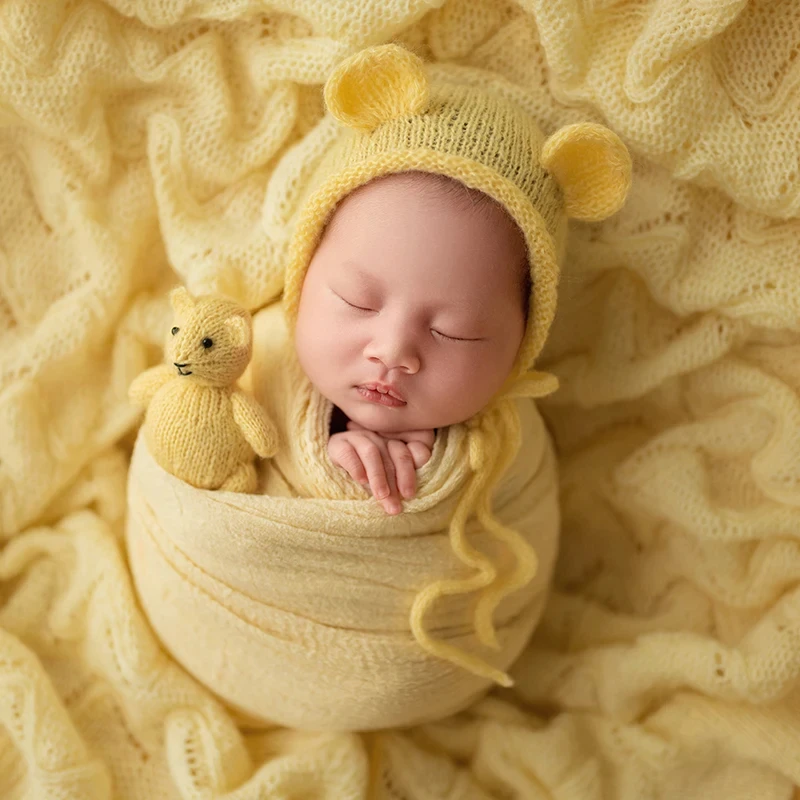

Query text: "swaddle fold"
[125, 303, 559, 731]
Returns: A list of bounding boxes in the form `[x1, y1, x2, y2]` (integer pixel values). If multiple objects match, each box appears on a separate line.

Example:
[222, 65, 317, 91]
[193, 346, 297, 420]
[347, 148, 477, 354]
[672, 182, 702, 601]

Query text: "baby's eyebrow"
[341, 260, 381, 288]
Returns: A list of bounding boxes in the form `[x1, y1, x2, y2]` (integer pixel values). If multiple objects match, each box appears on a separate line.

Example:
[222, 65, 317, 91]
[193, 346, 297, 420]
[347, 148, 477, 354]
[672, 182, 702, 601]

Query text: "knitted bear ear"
[540, 123, 632, 222]
[169, 286, 195, 315]
[324, 44, 430, 133]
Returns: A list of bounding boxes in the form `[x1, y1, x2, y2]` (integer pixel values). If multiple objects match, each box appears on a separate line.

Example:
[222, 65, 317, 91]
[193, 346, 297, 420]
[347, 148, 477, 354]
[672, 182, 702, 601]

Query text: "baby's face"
[294, 173, 527, 433]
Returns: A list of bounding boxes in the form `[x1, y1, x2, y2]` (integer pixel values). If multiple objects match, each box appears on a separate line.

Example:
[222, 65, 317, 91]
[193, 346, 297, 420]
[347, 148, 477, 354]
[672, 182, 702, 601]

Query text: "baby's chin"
[340, 399, 436, 434]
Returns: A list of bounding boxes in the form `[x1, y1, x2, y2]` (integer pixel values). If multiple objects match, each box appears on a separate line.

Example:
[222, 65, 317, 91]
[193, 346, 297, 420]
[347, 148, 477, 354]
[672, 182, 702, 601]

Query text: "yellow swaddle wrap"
[126, 301, 559, 731]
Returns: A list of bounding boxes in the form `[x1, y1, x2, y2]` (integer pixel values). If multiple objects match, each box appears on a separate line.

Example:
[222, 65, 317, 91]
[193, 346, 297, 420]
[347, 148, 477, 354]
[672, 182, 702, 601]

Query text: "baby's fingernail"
[377, 487, 390, 499]
[387, 501, 402, 514]
[401, 486, 414, 499]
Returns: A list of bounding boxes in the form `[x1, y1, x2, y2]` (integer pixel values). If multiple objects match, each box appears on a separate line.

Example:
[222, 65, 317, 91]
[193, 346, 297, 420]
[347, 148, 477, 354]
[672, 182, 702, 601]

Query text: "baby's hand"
[328, 422, 435, 515]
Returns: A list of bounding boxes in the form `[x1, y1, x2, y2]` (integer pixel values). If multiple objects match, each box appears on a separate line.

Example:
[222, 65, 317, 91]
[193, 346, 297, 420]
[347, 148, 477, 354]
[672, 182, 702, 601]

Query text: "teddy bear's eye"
[201, 337, 213, 349]
[171, 327, 179, 335]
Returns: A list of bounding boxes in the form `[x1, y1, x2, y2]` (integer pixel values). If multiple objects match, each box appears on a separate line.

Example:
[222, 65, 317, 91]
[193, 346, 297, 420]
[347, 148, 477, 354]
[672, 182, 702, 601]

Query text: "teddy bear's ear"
[540, 123, 632, 222]
[225, 314, 251, 349]
[169, 286, 195, 315]
[324, 44, 430, 133]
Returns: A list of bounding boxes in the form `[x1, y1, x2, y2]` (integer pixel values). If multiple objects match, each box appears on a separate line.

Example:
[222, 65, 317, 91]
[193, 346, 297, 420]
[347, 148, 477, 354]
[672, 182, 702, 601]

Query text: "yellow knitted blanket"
[3, 2, 800, 798]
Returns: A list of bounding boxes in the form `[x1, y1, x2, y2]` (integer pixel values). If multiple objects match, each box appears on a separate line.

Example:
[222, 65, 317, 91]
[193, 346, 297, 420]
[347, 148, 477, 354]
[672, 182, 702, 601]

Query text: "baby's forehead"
[313, 172, 530, 311]
[324, 178, 526, 258]
[326, 171, 523, 239]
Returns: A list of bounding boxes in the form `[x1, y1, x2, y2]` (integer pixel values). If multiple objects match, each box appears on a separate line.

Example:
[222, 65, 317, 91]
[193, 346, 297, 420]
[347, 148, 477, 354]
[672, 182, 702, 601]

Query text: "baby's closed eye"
[431, 328, 484, 342]
[331, 286, 486, 343]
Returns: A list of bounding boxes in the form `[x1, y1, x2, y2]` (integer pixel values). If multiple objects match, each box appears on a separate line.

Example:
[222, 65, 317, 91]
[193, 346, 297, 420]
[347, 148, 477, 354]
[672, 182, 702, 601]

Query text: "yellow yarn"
[540, 122, 633, 222]
[283, 44, 632, 685]
[409, 395, 538, 687]
[128, 287, 279, 492]
[323, 44, 429, 132]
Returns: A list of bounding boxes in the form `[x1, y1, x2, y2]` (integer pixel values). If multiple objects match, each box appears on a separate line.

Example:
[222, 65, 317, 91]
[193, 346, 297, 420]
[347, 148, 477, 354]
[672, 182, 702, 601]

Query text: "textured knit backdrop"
[2, 1, 800, 798]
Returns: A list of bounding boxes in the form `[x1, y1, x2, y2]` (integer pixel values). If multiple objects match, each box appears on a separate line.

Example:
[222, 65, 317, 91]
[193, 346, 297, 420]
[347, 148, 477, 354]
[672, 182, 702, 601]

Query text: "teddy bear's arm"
[231, 390, 279, 459]
[128, 364, 175, 408]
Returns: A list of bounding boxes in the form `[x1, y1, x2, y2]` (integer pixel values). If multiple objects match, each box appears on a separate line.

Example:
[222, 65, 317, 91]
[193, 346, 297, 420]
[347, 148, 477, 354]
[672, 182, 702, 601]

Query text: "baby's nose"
[367, 339, 419, 374]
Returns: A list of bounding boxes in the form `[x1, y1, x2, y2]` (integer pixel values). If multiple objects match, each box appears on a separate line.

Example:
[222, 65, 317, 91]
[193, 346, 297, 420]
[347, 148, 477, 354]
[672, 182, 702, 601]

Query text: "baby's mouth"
[355, 383, 407, 407]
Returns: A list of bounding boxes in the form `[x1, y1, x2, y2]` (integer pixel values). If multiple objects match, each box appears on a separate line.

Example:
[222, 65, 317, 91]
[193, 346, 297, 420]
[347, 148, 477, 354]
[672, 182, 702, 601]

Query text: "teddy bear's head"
[165, 288, 252, 388]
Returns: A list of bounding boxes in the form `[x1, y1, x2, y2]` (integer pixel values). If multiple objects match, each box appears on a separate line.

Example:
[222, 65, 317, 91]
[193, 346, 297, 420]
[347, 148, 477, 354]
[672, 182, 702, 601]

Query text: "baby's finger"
[417, 429, 436, 448]
[407, 441, 432, 469]
[403, 428, 436, 448]
[332, 440, 369, 485]
[388, 440, 416, 499]
[376, 429, 435, 447]
[378, 447, 402, 514]
[364, 441, 403, 515]
[353, 438, 394, 505]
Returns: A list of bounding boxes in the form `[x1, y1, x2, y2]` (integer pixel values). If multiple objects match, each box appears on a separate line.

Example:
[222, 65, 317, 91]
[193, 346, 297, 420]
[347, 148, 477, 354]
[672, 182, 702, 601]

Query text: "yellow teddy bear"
[128, 287, 278, 492]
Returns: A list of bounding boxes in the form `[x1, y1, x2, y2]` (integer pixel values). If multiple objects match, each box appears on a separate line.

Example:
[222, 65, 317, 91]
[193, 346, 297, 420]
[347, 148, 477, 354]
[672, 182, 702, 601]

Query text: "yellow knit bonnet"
[282, 44, 632, 687]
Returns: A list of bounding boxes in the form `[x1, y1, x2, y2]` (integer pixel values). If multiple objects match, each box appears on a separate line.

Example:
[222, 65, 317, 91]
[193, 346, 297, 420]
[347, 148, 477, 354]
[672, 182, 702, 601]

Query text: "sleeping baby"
[280, 42, 633, 518]
[295, 169, 531, 515]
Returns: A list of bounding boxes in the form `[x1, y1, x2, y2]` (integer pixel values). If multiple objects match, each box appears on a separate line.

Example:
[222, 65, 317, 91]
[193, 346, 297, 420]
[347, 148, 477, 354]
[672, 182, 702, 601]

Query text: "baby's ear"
[324, 44, 429, 133]
[540, 123, 632, 222]
[225, 314, 251, 349]
[169, 286, 196, 315]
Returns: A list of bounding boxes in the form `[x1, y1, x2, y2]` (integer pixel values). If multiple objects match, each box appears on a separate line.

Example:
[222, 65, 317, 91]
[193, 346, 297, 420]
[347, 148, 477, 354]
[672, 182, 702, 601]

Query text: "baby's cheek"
[434, 350, 476, 391]
[434, 350, 506, 419]
[294, 317, 327, 380]
[331, 329, 366, 368]
[299, 323, 355, 394]
[423, 353, 472, 412]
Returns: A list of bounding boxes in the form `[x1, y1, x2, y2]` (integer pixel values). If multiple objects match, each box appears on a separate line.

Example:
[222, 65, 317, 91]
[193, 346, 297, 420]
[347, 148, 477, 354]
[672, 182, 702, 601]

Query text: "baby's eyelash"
[336, 293, 374, 313]
[334, 289, 480, 341]
[432, 329, 480, 342]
